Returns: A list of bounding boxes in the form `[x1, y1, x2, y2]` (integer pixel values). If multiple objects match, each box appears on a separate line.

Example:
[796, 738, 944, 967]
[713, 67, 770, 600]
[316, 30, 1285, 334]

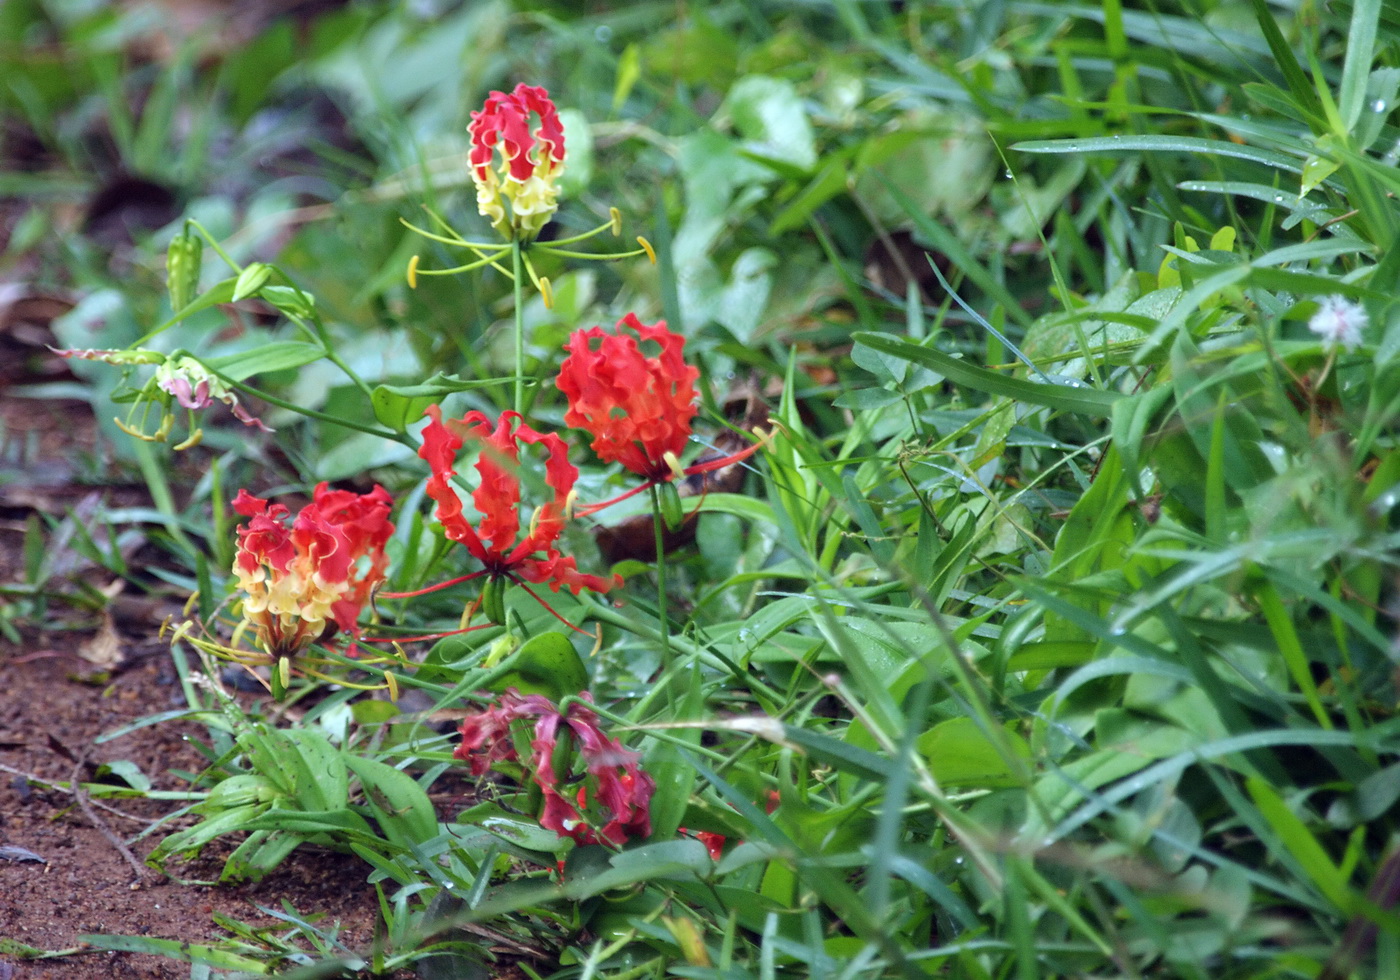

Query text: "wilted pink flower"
[156, 357, 271, 431]
[455, 689, 654, 846]
[467, 83, 566, 240]
[1308, 295, 1368, 352]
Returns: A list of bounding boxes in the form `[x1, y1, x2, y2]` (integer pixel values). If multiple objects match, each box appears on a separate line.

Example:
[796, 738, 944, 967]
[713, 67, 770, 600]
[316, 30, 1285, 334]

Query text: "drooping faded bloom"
[1308, 295, 1368, 352]
[556, 315, 768, 512]
[232, 484, 394, 657]
[51, 348, 270, 440]
[455, 689, 654, 846]
[419, 404, 619, 602]
[468, 83, 566, 241]
[155, 356, 271, 431]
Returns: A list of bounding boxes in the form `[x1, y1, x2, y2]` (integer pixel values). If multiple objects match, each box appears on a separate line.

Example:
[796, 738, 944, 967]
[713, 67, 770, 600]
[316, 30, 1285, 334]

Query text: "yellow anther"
[174, 427, 204, 451]
[113, 415, 163, 443]
[564, 488, 578, 519]
[407, 254, 420, 289]
[610, 207, 623, 236]
[540, 275, 554, 309]
[663, 450, 686, 481]
[637, 236, 657, 264]
[385, 670, 399, 702]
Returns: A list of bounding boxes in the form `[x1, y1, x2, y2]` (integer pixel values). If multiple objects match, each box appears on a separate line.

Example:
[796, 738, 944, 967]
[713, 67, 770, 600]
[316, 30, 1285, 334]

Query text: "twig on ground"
[0, 760, 155, 826]
[68, 755, 161, 888]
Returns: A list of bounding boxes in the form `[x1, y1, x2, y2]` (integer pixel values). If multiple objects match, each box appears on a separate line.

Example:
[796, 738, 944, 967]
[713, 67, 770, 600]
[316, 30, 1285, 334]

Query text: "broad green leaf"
[919, 717, 1031, 789]
[371, 372, 512, 432]
[206, 341, 324, 380]
[486, 631, 588, 699]
[345, 754, 439, 848]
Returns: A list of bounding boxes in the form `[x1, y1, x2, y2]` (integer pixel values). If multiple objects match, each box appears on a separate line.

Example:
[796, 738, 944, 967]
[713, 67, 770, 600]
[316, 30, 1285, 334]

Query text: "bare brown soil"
[0, 346, 385, 978]
[0, 645, 385, 979]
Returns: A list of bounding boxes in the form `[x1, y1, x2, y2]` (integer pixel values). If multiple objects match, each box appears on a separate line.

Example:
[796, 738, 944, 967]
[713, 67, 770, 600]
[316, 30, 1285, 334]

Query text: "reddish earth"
[0, 337, 386, 978]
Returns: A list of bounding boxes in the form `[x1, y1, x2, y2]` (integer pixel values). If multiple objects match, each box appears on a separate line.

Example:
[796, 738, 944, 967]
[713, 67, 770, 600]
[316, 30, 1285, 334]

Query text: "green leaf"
[486, 631, 589, 699]
[724, 75, 817, 171]
[1013, 135, 1305, 174]
[852, 331, 1122, 417]
[920, 717, 1031, 789]
[370, 372, 512, 432]
[1246, 776, 1353, 912]
[78, 934, 270, 972]
[206, 341, 325, 381]
[1337, 0, 1381, 133]
[345, 754, 439, 848]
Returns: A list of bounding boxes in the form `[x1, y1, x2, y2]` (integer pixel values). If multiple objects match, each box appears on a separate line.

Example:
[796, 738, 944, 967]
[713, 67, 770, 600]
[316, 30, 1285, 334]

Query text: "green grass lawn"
[4, 0, 1400, 976]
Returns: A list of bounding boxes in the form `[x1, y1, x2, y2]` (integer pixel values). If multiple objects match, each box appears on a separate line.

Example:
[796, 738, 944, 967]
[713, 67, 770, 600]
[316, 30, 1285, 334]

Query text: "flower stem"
[512, 238, 525, 415]
[649, 484, 672, 672]
[211, 369, 413, 446]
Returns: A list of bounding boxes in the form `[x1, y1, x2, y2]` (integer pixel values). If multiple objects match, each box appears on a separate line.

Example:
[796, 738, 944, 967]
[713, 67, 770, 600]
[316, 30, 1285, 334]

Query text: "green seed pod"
[659, 481, 685, 531]
[165, 229, 202, 312]
[481, 575, 508, 626]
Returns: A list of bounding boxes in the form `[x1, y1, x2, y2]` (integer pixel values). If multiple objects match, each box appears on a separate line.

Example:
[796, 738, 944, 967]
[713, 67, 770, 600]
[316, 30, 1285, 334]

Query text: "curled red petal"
[463, 410, 524, 556]
[419, 404, 487, 562]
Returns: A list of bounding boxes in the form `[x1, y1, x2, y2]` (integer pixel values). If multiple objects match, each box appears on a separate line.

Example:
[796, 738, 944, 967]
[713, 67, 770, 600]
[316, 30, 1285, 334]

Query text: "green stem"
[649, 484, 672, 672]
[211, 369, 413, 445]
[512, 238, 526, 415]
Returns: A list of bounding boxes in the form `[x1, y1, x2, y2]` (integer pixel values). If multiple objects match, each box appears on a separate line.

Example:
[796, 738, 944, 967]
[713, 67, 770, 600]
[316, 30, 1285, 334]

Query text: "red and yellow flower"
[232, 483, 394, 658]
[468, 83, 566, 241]
[455, 689, 654, 846]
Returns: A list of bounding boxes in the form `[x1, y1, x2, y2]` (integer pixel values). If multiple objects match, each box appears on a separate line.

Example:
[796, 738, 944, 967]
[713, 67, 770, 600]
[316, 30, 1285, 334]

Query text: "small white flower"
[1308, 295, 1368, 352]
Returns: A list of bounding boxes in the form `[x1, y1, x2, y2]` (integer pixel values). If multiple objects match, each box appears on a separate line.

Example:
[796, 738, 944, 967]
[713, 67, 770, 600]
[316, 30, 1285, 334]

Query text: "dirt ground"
[0, 333, 387, 978]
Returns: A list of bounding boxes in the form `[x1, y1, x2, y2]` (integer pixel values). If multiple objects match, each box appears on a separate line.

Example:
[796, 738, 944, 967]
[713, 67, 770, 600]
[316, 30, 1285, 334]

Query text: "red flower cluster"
[468, 83, 567, 240]
[555, 314, 768, 516]
[232, 483, 394, 657]
[419, 404, 619, 599]
[556, 313, 700, 481]
[455, 689, 654, 846]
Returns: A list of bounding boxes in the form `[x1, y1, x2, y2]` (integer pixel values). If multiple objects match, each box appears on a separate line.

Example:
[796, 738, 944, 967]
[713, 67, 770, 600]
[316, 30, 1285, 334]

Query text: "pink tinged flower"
[467, 83, 567, 240]
[419, 404, 619, 598]
[232, 483, 394, 657]
[1308, 295, 1368, 352]
[156, 356, 272, 431]
[453, 690, 655, 846]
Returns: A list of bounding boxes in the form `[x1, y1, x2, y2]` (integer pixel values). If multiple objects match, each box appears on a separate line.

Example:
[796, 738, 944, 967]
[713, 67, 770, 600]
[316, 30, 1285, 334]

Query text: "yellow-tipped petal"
[637, 236, 657, 264]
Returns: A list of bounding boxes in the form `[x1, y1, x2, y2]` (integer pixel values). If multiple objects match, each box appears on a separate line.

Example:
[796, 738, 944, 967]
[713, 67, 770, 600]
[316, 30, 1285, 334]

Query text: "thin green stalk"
[211, 369, 412, 445]
[512, 238, 525, 415]
[649, 484, 672, 672]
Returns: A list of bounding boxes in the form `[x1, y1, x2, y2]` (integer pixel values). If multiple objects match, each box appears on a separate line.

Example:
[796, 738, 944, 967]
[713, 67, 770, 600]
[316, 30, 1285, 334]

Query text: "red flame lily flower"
[556, 314, 767, 513]
[417, 404, 619, 609]
[468, 83, 566, 240]
[232, 483, 394, 657]
[455, 689, 654, 846]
